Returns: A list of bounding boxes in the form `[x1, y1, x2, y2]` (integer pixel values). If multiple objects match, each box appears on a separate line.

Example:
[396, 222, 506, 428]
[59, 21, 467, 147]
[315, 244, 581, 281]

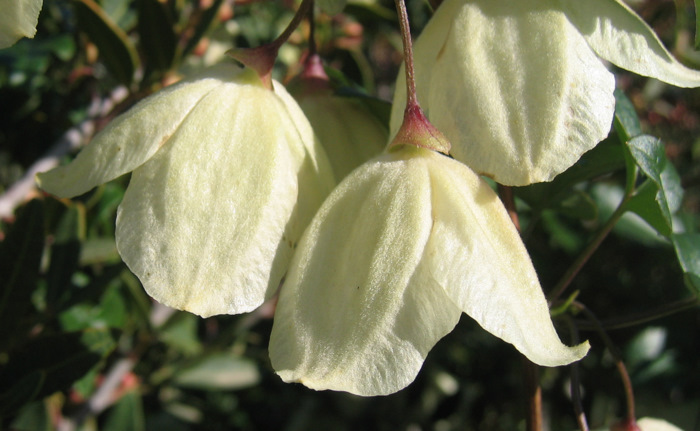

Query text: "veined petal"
[272, 81, 336, 233]
[0, 0, 42, 48]
[36, 65, 247, 198]
[391, 0, 615, 186]
[116, 77, 314, 317]
[298, 94, 387, 181]
[270, 149, 461, 396]
[562, 0, 700, 88]
[421, 149, 589, 366]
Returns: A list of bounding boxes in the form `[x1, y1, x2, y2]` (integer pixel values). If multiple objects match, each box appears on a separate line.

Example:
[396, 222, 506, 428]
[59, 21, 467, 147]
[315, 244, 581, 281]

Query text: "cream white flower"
[292, 84, 387, 181]
[390, 0, 700, 186]
[37, 64, 334, 318]
[269, 145, 589, 396]
[0, 0, 42, 49]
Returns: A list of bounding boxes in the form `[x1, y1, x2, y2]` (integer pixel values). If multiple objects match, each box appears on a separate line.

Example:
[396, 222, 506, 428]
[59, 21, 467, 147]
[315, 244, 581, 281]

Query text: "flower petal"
[562, 0, 700, 88]
[270, 149, 461, 396]
[0, 0, 42, 48]
[421, 150, 589, 366]
[391, 0, 615, 186]
[36, 65, 245, 198]
[116, 77, 322, 317]
[297, 93, 388, 181]
[637, 417, 684, 431]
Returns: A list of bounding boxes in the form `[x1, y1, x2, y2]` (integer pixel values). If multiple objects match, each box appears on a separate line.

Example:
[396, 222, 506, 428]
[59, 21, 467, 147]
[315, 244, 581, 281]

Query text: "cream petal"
[116, 81, 307, 317]
[421, 150, 589, 366]
[562, 0, 700, 88]
[0, 0, 42, 48]
[270, 149, 461, 396]
[297, 94, 387, 181]
[272, 81, 336, 232]
[37, 65, 247, 198]
[637, 417, 684, 431]
[391, 0, 615, 186]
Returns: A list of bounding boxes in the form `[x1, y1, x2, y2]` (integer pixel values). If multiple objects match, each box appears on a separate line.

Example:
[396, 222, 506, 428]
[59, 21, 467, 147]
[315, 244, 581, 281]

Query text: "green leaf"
[173, 354, 260, 390]
[74, 0, 140, 85]
[158, 313, 202, 356]
[0, 330, 115, 414]
[103, 390, 145, 431]
[613, 89, 642, 142]
[11, 401, 52, 431]
[515, 138, 625, 211]
[672, 233, 700, 292]
[0, 200, 44, 350]
[626, 135, 683, 235]
[317, 0, 347, 15]
[696, 0, 700, 50]
[137, 0, 177, 75]
[181, 0, 225, 60]
[46, 204, 85, 310]
[624, 180, 672, 237]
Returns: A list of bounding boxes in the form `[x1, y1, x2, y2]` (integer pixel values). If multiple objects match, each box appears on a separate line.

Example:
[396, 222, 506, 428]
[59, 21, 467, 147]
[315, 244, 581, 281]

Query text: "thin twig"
[548, 199, 631, 303]
[575, 295, 699, 331]
[574, 301, 636, 423]
[563, 315, 589, 431]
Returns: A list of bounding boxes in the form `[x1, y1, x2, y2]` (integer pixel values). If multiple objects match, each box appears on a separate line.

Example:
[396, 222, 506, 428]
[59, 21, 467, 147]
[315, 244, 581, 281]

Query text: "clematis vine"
[391, 0, 700, 186]
[37, 64, 334, 317]
[0, 0, 43, 49]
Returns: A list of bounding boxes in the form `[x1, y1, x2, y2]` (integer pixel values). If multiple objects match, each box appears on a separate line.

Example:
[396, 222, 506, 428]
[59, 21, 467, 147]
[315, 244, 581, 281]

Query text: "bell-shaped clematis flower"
[0, 0, 42, 49]
[390, 0, 700, 186]
[289, 56, 387, 181]
[269, 145, 589, 396]
[37, 64, 335, 318]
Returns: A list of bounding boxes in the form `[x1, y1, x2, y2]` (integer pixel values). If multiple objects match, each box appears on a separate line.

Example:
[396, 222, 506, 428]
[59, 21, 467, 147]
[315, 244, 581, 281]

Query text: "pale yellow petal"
[563, 0, 700, 87]
[116, 81, 305, 317]
[37, 65, 247, 198]
[270, 149, 461, 396]
[637, 417, 684, 431]
[298, 94, 387, 181]
[391, 0, 615, 186]
[0, 0, 42, 48]
[272, 81, 336, 235]
[421, 150, 589, 366]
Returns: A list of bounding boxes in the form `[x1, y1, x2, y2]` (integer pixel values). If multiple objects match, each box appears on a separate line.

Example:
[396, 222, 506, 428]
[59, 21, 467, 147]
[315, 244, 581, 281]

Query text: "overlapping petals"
[37, 64, 334, 317]
[390, 0, 700, 186]
[270, 146, 588, 396]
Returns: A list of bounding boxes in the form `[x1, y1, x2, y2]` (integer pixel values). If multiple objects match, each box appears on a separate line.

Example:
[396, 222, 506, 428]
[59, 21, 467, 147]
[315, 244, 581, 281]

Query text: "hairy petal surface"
[562, 0, 700, 88]
[36, 65, 242, 197]
[391, 0, 615, 186]
[0, 0, 42, 48]
[297, 93, 387, 181]
[270, 148, 461, 396]
[421, 149, 590, 366]
[114, 70, 333, 318]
